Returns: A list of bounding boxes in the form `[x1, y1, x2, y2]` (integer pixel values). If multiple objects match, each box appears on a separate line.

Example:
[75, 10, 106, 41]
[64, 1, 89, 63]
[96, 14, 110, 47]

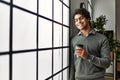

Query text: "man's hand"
[75, 48, 88, 59]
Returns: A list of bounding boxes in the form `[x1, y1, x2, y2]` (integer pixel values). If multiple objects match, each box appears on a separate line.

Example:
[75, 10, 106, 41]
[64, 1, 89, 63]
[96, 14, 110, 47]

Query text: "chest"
[73, 35, 101, 55]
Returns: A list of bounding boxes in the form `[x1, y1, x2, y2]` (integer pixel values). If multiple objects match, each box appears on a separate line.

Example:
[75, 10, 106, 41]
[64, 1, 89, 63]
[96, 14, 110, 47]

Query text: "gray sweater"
[70, 29, 110, 80]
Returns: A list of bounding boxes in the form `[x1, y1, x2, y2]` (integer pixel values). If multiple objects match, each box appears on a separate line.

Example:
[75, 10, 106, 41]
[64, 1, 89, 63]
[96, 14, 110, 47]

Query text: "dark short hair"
[73, 8, 91, 19]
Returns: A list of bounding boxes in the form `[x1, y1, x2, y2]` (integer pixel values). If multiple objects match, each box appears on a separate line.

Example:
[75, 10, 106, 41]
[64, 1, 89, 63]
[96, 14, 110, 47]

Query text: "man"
[70, 8, 110, 80]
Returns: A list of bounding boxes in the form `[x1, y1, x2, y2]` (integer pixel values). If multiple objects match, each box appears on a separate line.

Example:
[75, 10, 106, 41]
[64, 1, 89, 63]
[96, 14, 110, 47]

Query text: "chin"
[77, 26, 82, 29]
[80, 27, 85, 30]
[78, 27, 84, 30]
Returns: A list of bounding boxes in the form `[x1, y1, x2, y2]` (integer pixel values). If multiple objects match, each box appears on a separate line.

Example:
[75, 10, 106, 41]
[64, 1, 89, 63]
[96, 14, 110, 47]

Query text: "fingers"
[76, 48, 83, 53]
[75, 48, 87, 59]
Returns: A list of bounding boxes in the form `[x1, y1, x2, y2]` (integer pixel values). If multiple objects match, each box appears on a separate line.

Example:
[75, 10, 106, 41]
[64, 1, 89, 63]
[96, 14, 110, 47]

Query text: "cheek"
[75, 23, 80, 28]
[75, 22, 78, 25]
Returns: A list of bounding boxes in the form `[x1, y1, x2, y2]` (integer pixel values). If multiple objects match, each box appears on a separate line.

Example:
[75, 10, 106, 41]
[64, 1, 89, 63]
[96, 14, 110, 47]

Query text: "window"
[88, 0, 93, 20]
[0, 0, 70, 80]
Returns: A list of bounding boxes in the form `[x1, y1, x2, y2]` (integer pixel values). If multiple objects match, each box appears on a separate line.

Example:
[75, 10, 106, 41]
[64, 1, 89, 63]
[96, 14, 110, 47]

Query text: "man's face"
[74, 14, 90, 30]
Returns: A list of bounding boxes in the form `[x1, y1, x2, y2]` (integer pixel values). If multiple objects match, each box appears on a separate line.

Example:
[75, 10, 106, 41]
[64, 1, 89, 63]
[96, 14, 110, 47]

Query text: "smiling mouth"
[78, 23, 83, 27]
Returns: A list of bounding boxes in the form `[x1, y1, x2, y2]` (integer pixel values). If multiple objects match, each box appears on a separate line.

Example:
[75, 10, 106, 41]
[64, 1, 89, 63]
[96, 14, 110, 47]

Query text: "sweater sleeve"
[87, 37, 111, 69]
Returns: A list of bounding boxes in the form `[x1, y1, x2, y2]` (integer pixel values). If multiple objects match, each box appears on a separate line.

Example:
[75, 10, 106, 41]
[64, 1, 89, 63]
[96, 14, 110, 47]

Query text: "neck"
[80, 26, 92, 36]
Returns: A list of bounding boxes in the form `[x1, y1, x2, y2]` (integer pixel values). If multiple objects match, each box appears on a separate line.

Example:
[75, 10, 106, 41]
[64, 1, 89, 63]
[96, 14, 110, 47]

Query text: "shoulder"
[95, 32, 109, 44]
[95, 32, 107, 39]
[90, 29, 107, 39]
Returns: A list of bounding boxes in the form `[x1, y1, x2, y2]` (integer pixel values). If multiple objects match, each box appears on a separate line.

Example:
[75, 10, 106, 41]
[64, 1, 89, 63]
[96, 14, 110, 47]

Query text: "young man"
[70, 8, 110, 80]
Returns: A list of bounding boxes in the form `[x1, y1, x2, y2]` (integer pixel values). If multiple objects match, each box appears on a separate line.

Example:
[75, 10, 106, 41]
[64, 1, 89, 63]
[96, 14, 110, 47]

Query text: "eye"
[74, 19, 78, 22]
[80, 17, 84, 20]
[74, 17, 84, 22]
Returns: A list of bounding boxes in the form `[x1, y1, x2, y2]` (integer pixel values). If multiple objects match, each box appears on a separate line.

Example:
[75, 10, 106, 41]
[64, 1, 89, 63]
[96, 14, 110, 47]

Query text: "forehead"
[74, 14, 83, 19]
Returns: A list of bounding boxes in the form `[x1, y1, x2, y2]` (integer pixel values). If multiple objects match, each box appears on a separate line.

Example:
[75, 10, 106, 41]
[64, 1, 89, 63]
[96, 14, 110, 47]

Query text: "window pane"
[63, 27, 69, 46]
[63, 6, 69, 26]
[2, 0, 10, 2]
[0, 55, 9, 80]
[39, 18, 52, 48]
[53, 73, 62, 80]
[63, 48, 69, 68]
[63, 69, 69, 80]
[0, 3, 9, 52]
[13, 52, 36, 80]
[13, 8, 36, 50]
[13, 0, 37, 12]
[54, 23, 62, 47]
[54, 0, 62, 23]
[39, 50, 52, 80]
[39, 0, 52, 19]
[63, 0, 69, 6]
[54, 49, 62, 73]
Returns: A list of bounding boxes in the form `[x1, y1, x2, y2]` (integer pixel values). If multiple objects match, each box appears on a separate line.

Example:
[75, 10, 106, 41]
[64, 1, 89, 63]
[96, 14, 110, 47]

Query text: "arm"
[87, 38, 111, 69]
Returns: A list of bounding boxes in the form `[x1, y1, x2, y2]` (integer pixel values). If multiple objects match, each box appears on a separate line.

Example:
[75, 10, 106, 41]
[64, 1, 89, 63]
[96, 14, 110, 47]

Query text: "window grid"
[0, 0, 70, 80]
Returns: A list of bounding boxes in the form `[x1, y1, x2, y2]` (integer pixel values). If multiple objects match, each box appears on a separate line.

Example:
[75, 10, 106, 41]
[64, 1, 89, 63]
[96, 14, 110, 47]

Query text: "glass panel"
[39, 18, 52, 48]
[2, 0, 10, 2]
[63, 0, 69, 6]
[63, 27, 69, 46]
[63, 6, 69, 26]
[53, 73, 62, 80]
[13, 0, 37, 12]
[0, 3, 9, 52]
[54, 0, 62, 23]
[0, 55, 9, 80]
[39, 0, 52, 19]
[63, 69, 68, 80]
[39, 50, 52, 80]
[54, 49, 62, 73]
[63, 48, 69, 68]
[54, 23, 62, 47]
[13, 8, 36, 50]
[13, 52, 36, 80]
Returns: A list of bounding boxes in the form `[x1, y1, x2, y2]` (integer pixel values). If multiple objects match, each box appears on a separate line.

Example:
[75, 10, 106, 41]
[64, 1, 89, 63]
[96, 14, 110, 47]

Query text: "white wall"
[93, 0, 115, 33]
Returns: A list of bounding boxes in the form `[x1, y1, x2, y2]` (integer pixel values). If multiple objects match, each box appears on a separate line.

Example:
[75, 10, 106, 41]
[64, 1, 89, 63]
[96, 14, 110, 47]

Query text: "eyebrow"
[74, 16, 84, 20]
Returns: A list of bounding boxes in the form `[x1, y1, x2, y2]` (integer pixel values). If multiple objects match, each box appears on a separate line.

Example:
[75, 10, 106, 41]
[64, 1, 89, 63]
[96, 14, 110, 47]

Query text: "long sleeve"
[87, 37, 111, 69]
